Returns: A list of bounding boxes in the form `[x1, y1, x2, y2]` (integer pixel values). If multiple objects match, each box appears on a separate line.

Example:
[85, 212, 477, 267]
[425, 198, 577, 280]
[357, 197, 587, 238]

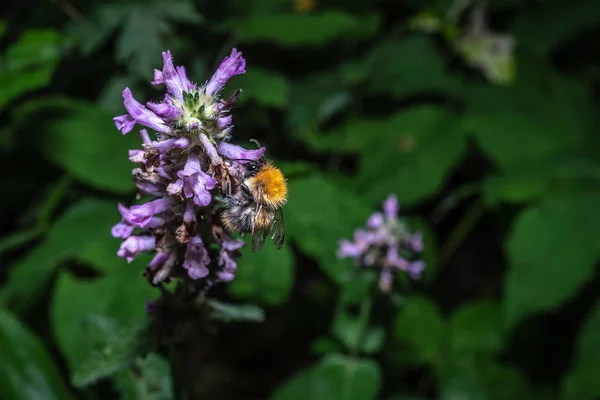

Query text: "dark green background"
[1, 0, 600, 399]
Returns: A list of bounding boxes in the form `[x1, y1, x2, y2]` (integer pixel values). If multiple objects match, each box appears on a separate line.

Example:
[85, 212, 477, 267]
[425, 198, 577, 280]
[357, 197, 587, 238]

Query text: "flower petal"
[122, 88, 171, 134]
[217, 142, 265, 161]
[205, 48, 246, 96]
[113, 114, 136, 135]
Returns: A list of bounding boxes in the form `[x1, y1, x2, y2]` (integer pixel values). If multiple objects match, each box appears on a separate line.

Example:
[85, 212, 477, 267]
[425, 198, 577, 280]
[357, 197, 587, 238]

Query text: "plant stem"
[438, 199, 484, 266]
[350, 292, 374, 358]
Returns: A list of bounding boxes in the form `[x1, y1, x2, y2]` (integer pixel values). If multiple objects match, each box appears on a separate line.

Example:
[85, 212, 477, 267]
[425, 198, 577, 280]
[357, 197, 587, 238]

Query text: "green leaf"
[270, 354, 381, 400]
[483, 156, 600, 205]
[231, 11, 380, 46]
[285, 174, 372, 283]
[332, 308, 385, 355]
[207, 300, 265, 323]
[227, 68, 290, 108]
[42, 101, 140, 193]
[562, 301, 600, 400]
[0, 29, 61, 111]
[0, 309, 75, 400]
[464, 60, 593, 170]
[440, 360, 530, 400]
[227, 238, 294, 305]
[504, 195, 600, 329]
[113, 353, 174, 400]
[356, 106, 466, 206]
[67, 4, 128, 55]
[72, 319, 153, 388]
[449, 301, 504, 359]
[1, 198, 126, 312]
[511, 0, 600, 57]
[51, 266, 158, 374]
[393, 296, 444, 365]
[363, 36, 461, 98]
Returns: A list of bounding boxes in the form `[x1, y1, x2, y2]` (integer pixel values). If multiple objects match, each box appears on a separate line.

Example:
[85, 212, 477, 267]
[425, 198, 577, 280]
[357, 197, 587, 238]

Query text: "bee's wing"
[251, 195, 267, 252]
[269, 207, 285, 250]
[251, 227, 268, 252]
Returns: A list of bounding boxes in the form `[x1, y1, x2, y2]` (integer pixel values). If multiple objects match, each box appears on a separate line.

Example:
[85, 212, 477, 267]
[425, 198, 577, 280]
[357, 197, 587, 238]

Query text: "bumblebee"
[221, 156, 287, 252]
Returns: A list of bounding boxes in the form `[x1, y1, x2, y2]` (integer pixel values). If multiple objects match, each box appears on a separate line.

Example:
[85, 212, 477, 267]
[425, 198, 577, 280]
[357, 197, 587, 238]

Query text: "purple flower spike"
[122, 88, 171, 134]
[117, 235, 156, 262]
[183, 236, 210, 279]
[205, 48, 246, 96]
[217, 142, 265, 161]
[337, 193, 425, 293]
[129, 197, 174, 227]
[112, 49, 280, 288]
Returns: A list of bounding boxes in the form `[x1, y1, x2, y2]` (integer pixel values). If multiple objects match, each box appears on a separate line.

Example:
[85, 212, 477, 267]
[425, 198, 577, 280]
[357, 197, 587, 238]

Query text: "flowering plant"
[111, 49, 263, 289]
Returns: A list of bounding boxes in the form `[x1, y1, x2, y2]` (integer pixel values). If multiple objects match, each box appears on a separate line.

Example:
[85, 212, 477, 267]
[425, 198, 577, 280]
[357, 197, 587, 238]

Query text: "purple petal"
[200, 133, 222, 164]
[114, 114, 137, 135]
[205, 48, 246, 96]
[219, 250, 238, 274]
[136, 181, 164, 196]
[146, 98, 182, 121]
[383, 194, 398, 220]
[129, 149, 145, 163]
[183, 236, 210, 279]
[378, 269, 394, 293]
[129, 197, 173, 227]
[152, 69, 163, 85]
[216, 115, 232, 129]
[337, 239, 362, 258]
[178, 155, 203, 177]
[222, 236, 245, 251]
[366, 212, 384, 229]
[139, 129, 152, 144]
[148, 252, 170, 270]
[161, 51, 185, 101]
[176, 66, 195, 92]
[217, 142, 265, 161]
[410, 232, 424, 252]
[167, 179, 184, 196]
[153, 137, 190, 154]
[117, 235, 156, 263]
[111, 222, 134, 239]
[407, 261, 426, 280]
[217, 271, 235, 282]
[183, 199, 196, 224]
[122, 88, 171, 134]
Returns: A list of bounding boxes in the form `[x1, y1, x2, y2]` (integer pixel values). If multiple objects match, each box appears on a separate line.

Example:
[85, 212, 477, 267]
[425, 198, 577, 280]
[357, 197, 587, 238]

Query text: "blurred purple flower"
[337, 194, 425, 293]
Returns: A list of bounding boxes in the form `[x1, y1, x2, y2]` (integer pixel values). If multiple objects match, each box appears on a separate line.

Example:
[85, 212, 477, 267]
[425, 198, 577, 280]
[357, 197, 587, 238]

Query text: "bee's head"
[243, 157, 266, 177]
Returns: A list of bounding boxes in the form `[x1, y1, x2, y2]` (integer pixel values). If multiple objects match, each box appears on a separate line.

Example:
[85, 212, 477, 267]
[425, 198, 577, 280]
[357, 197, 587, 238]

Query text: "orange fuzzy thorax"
[251, 163, 288, 208]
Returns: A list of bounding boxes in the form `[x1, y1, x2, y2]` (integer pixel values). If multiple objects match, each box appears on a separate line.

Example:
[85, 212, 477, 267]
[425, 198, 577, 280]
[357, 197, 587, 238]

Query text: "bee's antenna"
[249, 139, 261, 148]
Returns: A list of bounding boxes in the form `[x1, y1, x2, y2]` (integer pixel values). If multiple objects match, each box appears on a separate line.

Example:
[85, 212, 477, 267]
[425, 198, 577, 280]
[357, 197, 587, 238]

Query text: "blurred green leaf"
[0, 29, 61, 110]
[227, 239, 294, 305]
[0, 308, 75, 400]
[562, 301, 600, 400]
[67, 4, 128, 55]
[483, 156, 600, 205]
[363, 36, 461, 98]
[113, 353, 174, 400]
[356, 106, 466, 206]
[464, 60, 593, 170]
[285, 174, 371, 284]
[270, 354, 381, 400]
[310, 337, 344, 355]
[439, 360, 530, 400]
[332, 309, 385, 355]
[72, 319, 152, 387]
[208, 300, 265, 323]
[394, 296, 444, 365]
[511, 0, 600, 57]
[41, 101, 140, 193]
[449, 301, 504, 359]
[1, 199, 124, 312]
[228, 68, 290, 108]
[51, 266, 158, 373]
[504, 195, 600, 329]
[231, 11, 380, 46]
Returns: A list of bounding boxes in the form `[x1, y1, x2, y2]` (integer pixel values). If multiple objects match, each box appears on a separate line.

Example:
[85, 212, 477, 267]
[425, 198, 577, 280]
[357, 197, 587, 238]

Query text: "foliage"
[2, 0, 600, 399]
